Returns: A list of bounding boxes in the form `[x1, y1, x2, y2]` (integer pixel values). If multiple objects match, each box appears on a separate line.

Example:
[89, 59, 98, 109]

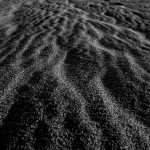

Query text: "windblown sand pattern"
[0, 0, 150, 149]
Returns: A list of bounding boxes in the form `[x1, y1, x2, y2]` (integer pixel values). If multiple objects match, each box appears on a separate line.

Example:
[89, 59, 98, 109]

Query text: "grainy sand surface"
[0, 0, 150, 149]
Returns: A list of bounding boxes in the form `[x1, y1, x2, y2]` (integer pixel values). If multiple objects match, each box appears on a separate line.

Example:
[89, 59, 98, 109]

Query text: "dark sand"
[0, 0, 150, 149]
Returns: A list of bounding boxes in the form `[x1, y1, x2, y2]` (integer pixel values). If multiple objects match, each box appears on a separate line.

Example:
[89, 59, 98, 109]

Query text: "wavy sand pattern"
[0, 0, 150, 149]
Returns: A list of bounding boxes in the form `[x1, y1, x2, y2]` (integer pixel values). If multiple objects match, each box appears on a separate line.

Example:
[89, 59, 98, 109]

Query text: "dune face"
[0, 0, 150, 149]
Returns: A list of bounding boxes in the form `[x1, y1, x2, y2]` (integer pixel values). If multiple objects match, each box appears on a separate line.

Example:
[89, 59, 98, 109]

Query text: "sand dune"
[0, 0, 150, 149]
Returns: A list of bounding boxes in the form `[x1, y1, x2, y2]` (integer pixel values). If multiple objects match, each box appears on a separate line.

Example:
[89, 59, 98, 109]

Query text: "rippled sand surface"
[0, 0, 150, 149]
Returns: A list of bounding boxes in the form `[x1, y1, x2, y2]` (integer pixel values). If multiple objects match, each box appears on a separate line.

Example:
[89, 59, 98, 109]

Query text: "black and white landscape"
[0, 0, 150, 149]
